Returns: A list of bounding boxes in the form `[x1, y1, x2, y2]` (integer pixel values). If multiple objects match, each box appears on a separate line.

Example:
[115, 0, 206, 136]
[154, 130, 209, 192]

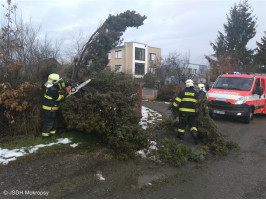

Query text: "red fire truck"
[207, 72, 266, 123]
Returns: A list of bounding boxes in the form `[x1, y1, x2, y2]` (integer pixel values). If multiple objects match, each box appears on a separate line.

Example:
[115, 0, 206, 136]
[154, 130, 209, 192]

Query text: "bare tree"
[63, 31, 88, 63]
[15, 20, 62, 82]
[0, 0, 23, 83]
[0, 0, 63, 83]
[205, 54, 239, 81]
[161, 51, 193, 84]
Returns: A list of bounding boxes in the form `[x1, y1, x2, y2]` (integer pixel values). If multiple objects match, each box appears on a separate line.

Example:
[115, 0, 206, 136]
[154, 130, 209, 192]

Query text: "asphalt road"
[0, 101, 265, 198]
[142, 101, 266, 198]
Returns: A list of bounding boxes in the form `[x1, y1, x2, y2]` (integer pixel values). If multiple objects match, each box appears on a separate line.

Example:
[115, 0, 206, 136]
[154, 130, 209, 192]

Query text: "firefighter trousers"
[177, 113, 198, 138]
[42, 110, 58, 138]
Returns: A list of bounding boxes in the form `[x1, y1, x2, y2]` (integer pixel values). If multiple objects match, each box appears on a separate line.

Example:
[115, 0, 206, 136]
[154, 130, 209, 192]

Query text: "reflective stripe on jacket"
[42, 105, 59, 111]
[173, 87, 199, 114]
[42, 83, 66, 109]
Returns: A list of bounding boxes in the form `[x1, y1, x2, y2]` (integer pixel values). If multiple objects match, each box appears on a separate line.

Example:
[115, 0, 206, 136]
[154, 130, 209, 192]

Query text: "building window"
[193, 69, 197, 74]
[107, 52, 111, 59]
[149, 66, 156, 74]
[115, 50, 122, 59]
[149, 53, 156, 61]
[135, 47, 145, 61]
[115, 65, 122, 72]
[135, 63, 145, 75]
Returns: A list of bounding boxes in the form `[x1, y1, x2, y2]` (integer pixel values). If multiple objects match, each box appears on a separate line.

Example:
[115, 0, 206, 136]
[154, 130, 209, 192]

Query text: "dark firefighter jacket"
[173, 87, 199, 114]
[199, 90, 206, 97]
[42, 81, 70, 111]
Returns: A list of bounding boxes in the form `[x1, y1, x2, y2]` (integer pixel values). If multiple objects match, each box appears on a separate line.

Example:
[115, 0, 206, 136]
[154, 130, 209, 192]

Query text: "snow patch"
[136, 140, 158, 161]
[70, 143, 80, 148]
[139, 106, 162, 130]
[137, 106, 162, 160]
[0, 138, 73, 165]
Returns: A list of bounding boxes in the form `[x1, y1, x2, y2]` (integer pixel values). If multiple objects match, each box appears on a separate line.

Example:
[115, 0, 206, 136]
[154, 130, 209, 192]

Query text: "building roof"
[111, 42, 161, 50]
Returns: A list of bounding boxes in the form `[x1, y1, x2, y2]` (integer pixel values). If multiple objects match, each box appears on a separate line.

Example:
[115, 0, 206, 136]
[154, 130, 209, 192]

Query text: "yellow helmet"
[44, 73, 61, 88]
[185, 79, 194, 87]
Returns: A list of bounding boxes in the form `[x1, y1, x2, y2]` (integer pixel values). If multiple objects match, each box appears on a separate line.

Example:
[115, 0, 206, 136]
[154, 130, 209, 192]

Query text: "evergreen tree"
[71, 10, 146, 81]
[207, 0, 257, 73]
[255, 32, 266, 72]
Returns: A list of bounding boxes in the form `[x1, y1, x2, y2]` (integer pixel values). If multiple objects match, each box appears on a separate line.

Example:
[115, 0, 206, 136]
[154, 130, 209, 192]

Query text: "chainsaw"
[67, 79, 91, 96]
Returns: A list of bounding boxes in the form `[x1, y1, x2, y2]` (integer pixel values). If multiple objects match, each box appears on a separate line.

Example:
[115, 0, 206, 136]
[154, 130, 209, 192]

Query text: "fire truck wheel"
[244, 108, 253, 124]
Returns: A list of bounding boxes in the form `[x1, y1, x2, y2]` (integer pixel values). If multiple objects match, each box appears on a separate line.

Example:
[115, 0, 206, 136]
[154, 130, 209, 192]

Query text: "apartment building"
[107, 42, 161, 78]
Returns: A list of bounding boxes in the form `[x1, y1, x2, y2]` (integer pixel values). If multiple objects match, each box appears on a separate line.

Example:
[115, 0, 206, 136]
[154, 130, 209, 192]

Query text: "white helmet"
[185, 79, 194, 87]
[44, 73, 61, 88]
[198, 83, 205, 91]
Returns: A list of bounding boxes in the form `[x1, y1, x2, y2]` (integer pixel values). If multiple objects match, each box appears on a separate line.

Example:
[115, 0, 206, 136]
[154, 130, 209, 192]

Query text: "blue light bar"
[227, 72, 253, 75]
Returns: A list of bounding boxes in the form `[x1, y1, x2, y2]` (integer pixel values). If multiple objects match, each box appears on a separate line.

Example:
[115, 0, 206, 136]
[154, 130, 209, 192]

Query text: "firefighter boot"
[177, 129, 185, 140]
[50, 130, 56, 138]
[42, 132, 51, 140]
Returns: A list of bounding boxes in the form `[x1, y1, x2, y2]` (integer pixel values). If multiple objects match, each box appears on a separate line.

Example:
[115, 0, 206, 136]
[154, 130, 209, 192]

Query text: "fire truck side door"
[253, 78, 266, 111]
[253, 78, 261, 108]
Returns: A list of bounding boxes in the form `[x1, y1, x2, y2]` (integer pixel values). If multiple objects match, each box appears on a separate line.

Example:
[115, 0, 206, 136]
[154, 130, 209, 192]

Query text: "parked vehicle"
[207, 72, 266, 123]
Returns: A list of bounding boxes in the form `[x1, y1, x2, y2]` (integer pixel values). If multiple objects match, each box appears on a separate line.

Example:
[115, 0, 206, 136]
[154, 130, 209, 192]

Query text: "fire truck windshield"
[213, 77, 254, 91]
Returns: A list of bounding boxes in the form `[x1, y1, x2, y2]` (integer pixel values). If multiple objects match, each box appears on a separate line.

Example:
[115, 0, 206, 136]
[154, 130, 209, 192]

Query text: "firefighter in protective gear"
[198, 83, 206, 97]
[173, 79, 199, 144]
[41, 73, 71, 139]
[198, 83, 209, 116]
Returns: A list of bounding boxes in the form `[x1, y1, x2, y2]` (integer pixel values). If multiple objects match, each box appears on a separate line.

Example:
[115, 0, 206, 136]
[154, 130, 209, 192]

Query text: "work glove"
[65, 86, 72, 94]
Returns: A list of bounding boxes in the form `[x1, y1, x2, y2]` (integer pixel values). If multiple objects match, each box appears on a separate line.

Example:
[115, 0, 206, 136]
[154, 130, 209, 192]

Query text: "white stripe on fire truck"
[208, 93, 266, 101]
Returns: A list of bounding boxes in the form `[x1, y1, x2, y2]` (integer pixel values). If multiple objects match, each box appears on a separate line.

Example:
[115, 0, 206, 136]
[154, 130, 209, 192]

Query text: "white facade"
[132, 43, 148, 78]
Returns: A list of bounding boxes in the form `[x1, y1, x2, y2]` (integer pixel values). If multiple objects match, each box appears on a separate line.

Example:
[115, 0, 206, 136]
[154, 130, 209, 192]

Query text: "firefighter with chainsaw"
[172, 79, 199, 144]
[41, 73, 71, 139]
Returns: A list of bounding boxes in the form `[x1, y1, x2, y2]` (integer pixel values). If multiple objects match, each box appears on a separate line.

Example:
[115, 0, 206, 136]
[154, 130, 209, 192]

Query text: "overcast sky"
[11, 0, 266, 64]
